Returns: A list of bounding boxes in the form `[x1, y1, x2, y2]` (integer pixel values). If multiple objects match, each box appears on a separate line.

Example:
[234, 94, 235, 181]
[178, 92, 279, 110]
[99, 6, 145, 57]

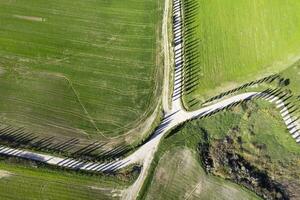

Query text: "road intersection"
[0, 0, 299, 199]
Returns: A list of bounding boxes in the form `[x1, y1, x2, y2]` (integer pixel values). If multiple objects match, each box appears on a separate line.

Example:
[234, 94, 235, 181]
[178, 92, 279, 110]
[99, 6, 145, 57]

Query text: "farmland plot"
[0, 0, 163, 139]
[182, 0, 300, 108]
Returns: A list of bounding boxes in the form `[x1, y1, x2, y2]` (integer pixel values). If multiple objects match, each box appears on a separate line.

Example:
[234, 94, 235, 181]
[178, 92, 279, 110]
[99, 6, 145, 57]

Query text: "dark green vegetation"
[182, 0, 300, 107]
[196, 101, 300, 199]
[0, 156, 133, 200]
[0, 0, 163, 140]
[140, 100, 300, 199]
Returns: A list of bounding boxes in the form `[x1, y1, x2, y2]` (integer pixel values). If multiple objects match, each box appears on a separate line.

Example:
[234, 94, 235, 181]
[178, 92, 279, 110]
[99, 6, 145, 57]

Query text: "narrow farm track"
[161, 0, 172, 113]
[0, 0, 300, 200]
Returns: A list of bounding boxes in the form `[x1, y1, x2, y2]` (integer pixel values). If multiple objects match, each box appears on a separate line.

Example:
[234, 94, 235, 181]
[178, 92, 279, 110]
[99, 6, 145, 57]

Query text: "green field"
[0, 157, 129, 200]
[0, 0, 163, 139]
[144, 148, 259, 200]
[183, 0, 300, 107]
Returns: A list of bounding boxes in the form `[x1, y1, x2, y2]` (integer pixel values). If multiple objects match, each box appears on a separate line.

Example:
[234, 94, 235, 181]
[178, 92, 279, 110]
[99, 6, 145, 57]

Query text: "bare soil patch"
[0, 170, 12, 179]
[13, 15, 45, 22]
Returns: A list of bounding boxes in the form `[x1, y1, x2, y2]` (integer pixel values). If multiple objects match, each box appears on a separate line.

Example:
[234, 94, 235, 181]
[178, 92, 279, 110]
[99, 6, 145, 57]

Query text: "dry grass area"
[144, 148, 259, 200]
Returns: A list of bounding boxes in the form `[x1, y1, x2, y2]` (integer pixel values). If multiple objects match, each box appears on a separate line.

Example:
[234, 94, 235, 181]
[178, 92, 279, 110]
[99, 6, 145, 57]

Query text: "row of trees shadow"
[252, 88, 300, 139]
[0, 126, 132, 162]
[172, 0, 184, 101]
[136, 110, 179, 147]
[166, 87, 300, 142]
[181, 0, 201, 105]
[0, 149, 128, 174]
[198, 87, 300, 141]
[54, 156, 131, 174]
[203, 74, 281, 104]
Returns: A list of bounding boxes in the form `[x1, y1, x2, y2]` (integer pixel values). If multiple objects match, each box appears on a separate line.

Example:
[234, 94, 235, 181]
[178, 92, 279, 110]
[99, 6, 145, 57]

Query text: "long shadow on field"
[180, 0, 201, 106]
[0, 125, 133, 162]
[136, 111, 179, 148]
[202, 74, 281, 104]
[168, 87, 300, 144]
[0, 127, 38, 148]
[172, 0, 201, 102]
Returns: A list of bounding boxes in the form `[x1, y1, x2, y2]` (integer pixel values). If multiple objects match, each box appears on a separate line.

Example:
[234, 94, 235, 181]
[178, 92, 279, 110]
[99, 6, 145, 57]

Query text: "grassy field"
[0, 0, 163, 139]
[183, 0, 300, 107]
[144, 148, 259, 200]
[280, 60, 300, 94]
[140, 99, 300, 199]
[0, 156, 129, 200]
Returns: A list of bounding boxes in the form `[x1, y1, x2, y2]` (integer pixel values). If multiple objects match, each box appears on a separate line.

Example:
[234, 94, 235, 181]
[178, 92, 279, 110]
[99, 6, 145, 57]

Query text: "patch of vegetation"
[141, 100, 300, 199]
[201, 101, 300, 198]
[199, 137, 289, 199]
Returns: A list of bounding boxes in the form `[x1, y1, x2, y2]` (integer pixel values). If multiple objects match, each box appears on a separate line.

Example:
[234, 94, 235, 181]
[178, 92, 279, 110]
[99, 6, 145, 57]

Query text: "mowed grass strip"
[0, 0, 163, 138]
[183, 0, 300, 106]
